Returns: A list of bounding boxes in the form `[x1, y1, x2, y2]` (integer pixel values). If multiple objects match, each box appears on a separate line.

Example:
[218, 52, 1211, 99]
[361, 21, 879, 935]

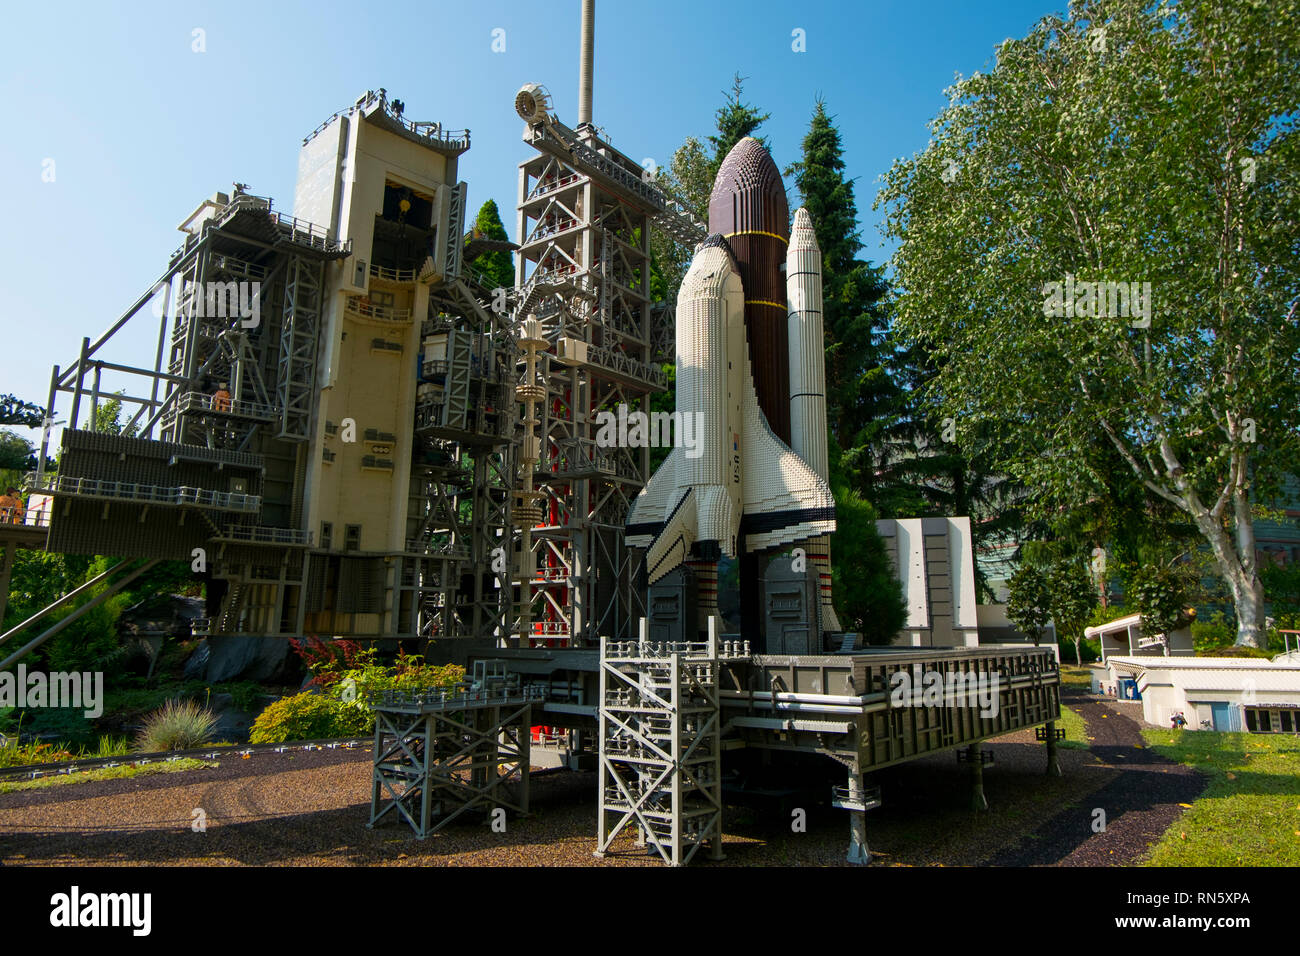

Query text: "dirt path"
[989, 690, 1204, 866]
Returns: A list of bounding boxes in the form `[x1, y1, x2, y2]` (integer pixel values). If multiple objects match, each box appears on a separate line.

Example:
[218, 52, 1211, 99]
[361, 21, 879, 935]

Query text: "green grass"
[1056, 704, 1090, 750]
[0, 758, 215, 794]
[1058, 665, 1095, 691]
[1140, 730, 1300, 866]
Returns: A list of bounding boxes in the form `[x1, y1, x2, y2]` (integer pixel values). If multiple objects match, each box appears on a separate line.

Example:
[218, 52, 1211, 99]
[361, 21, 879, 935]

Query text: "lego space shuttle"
[627, 137, 840, 640]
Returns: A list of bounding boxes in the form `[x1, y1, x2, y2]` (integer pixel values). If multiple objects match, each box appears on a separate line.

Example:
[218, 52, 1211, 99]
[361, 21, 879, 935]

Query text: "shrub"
[135, 699, 218, 752]
[248, 692, 373, 744]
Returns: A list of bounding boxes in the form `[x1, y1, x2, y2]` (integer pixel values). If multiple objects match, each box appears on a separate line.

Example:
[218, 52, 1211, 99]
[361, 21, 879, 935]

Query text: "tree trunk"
[1073, 638, 1082, 668]
[1186, 493, 1263, 649]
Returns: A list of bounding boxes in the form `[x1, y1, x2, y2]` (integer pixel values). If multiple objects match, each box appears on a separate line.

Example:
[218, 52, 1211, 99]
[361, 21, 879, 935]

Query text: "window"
[320, 522, 332, 550]
[1282, 711, 1293, 733]
[344, 524, 361, 552]
[1246, 709, 1257, 732]
[1259, 710, 1272, 732]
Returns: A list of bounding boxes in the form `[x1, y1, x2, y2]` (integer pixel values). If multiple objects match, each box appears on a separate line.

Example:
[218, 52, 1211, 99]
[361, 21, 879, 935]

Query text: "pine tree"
[465, 199, 514, 291]
[786, 99, 898, 504]
[706, 74, 771, 182]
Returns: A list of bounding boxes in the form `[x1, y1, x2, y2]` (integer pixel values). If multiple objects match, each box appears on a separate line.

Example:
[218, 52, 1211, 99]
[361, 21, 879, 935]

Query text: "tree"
[786, 99, 898, 504]
[830, 479, 906, 643]
[1048, 560, 1098, 666]
[1007, 564, 1052, 645]
[650, 76, 770, 302]
[1128, 562, 1195, 651]
[465, 199, 514, 291]
[0, 394, 44, 429]
[706, 73, 770, 183]
[0, 430, 35, 472]
[880, 0, 1300, 648]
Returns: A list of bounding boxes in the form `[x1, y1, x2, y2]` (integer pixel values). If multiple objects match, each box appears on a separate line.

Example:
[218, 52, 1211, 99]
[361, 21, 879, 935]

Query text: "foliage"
[134, 698, 218, 752]
[706, 73, 771, 183]
[259, 641, 466, 742]
[1262, 560, 1300, 628]
[1127, 558, 1198, 641]
[92, 394, 137, 437]
[0, 394, 45, 428]
[465, 199, 514, 291]
[879, 0, 1300, 648]
[1006, 565, 1052, 644]
[787, 99, 900, 509]
[1048, 560, 1098, 665]
[248, 692, 372, 744]
[1191, 609, 1238, 654]
[829, 482, 906, 643]
[0, 429, 35, 472]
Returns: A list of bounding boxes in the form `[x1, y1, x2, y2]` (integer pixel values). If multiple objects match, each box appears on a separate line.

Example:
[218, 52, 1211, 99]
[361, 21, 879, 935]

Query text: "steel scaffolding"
[595, 621, 724, 866]
[368, 666, 542, 839]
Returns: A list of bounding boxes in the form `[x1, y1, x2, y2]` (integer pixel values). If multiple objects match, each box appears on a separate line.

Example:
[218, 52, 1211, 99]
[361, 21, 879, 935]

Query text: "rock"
[182, 636, 293, 683]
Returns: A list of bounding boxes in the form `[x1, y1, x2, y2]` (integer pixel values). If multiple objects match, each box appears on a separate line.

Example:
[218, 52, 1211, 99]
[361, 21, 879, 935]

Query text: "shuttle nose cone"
[707, 137, 789, 240]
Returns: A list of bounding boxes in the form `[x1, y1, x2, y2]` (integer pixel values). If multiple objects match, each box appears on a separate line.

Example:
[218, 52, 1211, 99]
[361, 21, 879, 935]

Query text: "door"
[1209, 702, 1240, 732]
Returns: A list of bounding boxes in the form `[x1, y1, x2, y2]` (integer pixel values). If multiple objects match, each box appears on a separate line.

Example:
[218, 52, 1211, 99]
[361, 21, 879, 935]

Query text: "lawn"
[1140, 730, 1300, 866]
[0, 758, 216, 795]
[1056, 704, 1089, 751]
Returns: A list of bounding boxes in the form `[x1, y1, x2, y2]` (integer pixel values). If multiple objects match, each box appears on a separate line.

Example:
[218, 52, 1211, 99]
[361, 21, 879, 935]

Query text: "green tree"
[1007, 564, 1052, 645]
[0, 430, 35, 473]
[787, 99, 898, 504]
[465, 199, 514, 291]
[706, 73, 770, 182]
[880, 0, 1300, 648]
[1048, 560, 1098, 666]
[0, 395, 44, 429]
[830, 479, 905, 643]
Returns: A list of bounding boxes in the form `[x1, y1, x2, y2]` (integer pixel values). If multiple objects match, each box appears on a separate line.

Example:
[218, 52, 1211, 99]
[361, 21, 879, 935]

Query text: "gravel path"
[0, 693, 1201, 866]
[988, 691, 1205, 866]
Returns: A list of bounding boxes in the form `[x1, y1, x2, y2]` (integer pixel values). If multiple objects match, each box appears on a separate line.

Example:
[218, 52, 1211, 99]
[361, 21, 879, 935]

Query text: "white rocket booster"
[786, 207, 840, 632]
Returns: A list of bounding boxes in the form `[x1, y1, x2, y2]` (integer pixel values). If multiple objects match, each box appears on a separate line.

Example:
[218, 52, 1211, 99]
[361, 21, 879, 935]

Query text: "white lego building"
[1096, 656, 1300, 732]
[1084, 611, 1194, 662]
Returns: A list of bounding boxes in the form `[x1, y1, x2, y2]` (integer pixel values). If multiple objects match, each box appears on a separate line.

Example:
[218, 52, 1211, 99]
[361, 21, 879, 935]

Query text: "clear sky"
[0, 0, 1060, 444]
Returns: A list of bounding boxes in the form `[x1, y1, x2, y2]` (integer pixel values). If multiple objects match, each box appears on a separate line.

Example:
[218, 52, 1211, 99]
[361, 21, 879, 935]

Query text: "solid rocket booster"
[787, 207, 840, 631]
[708, 138, 792, 444]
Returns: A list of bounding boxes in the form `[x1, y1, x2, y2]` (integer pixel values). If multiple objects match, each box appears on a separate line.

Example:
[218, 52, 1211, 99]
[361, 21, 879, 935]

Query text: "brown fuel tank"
[707, 137, 791, 444]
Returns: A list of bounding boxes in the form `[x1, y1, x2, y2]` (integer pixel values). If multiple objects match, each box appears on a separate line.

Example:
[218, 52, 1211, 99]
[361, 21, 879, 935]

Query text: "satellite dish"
[515, 84, 554, 125]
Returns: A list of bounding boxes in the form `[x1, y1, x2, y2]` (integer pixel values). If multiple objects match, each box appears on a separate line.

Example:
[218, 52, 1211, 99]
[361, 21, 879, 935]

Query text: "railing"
[176, 391, 278, 421]
[347, 296, 412, 323]
[367, 683, 543, 713]
[302, 90, 470, 153]
[369, 263, 417, 283]
[218, 526, 313, 546]
[26, 475, 261, 513]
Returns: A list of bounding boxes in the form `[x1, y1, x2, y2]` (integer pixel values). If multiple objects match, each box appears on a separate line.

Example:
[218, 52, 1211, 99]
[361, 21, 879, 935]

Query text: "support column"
[968, 743, 988, 811]
[847, 811, 870, 865]
[1045, 720, 1062, 777]
[841, 771, 873, 865]
[0, 542, 14, 628]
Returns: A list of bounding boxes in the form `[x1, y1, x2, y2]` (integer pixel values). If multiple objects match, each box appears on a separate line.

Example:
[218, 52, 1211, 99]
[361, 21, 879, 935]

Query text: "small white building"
[1097, 656, 1300, 732]
[1084, 612, 1194, 663]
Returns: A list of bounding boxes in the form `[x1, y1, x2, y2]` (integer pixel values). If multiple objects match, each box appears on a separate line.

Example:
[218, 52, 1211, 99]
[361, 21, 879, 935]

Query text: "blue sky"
[0, 0, 1060, 440]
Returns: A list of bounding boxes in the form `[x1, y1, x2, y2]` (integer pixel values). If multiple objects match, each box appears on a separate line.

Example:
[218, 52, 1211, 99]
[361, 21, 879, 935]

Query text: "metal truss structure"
[368, 663, 541, 838]
[511, 111, 703, 649]
[595, 622, 724, 866]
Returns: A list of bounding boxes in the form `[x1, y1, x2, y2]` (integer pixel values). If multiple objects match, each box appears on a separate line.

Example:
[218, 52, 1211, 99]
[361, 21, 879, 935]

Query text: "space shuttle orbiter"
[626, 137, 840, 644]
